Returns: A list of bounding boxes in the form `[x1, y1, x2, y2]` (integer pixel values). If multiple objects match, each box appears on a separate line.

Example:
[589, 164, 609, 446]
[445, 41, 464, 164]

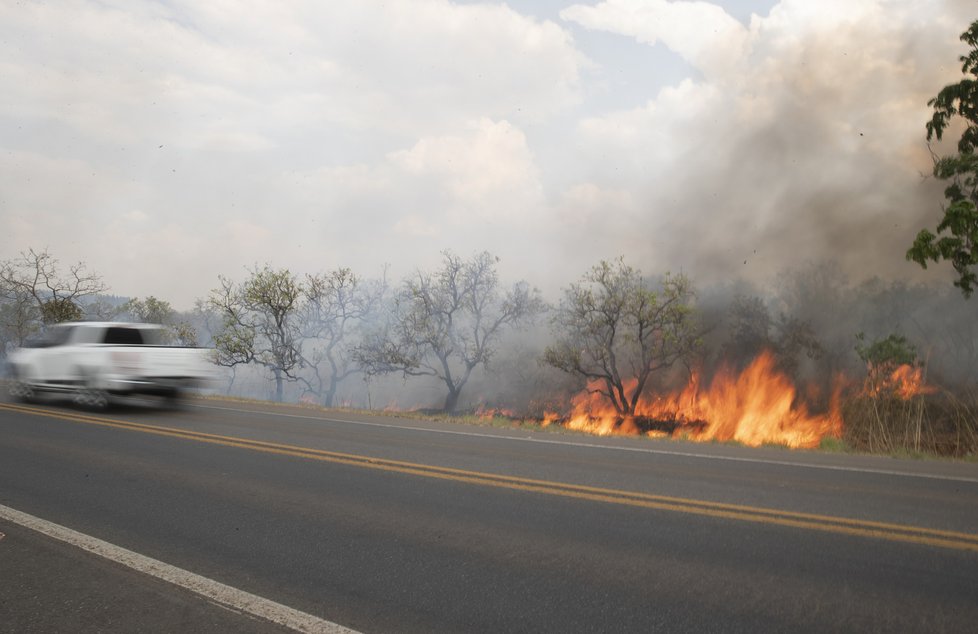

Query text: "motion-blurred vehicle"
[6, 322, 216, 408]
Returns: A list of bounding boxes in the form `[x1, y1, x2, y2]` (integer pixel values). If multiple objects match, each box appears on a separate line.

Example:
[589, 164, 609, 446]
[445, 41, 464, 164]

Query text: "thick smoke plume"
[559, 0, 976, 294]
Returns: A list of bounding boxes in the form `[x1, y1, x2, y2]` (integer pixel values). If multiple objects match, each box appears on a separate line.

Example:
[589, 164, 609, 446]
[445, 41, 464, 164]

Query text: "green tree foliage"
[543, 258, 700, 419]
[121, 296, 198, 345]
[356, 251, 544, 413]
[908, 20, 978, 296]
[209, 266, 303, 402]
[854, 332, 918, 368]
[122, 296, 174, 324]
[40, 297, 84, 324]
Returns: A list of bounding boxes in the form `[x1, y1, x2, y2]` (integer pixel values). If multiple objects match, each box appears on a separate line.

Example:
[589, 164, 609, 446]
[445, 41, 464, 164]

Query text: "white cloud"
[388, 119, 544, 221]
[562, 0, 750, 79]
[279, 117, 548, 279]
[0, 1, 587, 305]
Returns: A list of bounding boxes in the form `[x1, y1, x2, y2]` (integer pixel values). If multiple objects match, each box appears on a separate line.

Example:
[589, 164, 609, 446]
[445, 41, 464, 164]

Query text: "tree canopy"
[209, 266, 304, 402]
[907, 20, 978, 297]
[121, 296, 198, 345]
[543, 258, 700, 419]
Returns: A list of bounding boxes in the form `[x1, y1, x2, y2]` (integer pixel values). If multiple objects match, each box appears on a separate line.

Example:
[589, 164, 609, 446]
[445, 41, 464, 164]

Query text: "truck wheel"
[8, 368, 36, 403]
[75, 372, 109, 411]
[162, 388, 185, 411]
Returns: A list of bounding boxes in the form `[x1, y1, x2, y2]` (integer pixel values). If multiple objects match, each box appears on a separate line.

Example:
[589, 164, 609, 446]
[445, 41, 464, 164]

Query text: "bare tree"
[0, 248, 108, 349]
[298, 268, 382, 407]
[774, 262, 854, 380]
[209, 266, 304, 402]
[722, 294, 821, 376]
[544, 258, 700, 419]
[357, 251, 544, 413]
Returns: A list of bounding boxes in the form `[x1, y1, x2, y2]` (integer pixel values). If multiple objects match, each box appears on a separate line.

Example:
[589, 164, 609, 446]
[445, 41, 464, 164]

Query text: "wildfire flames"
[536, 351, 940, 448]
[542, 352, 840, 448]
[864, 363, 936, 401]
[476, 406, 518, 419]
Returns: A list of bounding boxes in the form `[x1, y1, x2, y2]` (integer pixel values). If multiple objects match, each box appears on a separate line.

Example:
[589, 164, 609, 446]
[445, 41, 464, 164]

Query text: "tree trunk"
[323, 376, 338, 408]
[625, 371, 650, 418]
[274, 368, 284, 402]
[444, 387, 461, 414]
[606, 377, 628, 417]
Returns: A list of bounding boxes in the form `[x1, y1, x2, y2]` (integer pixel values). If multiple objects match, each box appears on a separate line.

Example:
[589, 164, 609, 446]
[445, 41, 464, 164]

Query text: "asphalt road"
[1, 394, 977, 633]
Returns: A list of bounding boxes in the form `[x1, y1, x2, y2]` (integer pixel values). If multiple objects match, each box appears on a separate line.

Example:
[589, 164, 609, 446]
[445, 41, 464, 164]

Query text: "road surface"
[1, 395, 976, 632]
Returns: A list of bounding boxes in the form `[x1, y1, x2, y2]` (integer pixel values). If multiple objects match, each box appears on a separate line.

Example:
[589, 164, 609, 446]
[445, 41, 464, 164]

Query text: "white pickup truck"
[6, 321, 216, 408]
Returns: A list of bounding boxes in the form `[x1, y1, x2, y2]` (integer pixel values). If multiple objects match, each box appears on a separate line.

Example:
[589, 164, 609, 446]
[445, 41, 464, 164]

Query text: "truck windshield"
[103, 327, 146, 345]
[102, 327, 165, 345]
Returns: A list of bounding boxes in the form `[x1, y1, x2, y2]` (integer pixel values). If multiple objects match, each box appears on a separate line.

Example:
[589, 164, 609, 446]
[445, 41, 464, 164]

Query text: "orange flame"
[555, 351, 842, 448]
[475, 405, 518, 419]
[864, 364, 936, 400]
[540, 411, 560, 428]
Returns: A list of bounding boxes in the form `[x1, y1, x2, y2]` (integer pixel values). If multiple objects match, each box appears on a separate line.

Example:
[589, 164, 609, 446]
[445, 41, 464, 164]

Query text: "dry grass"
[841, 389, 978, 458]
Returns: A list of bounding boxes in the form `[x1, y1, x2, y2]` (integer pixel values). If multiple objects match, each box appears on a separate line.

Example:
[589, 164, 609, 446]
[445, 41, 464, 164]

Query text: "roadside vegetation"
[3, 249, 978, 459]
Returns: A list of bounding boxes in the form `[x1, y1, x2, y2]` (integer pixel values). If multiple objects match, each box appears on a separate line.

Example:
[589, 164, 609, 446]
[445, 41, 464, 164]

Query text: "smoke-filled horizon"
[5, 237, 975, 455]
[101, 255, 970, 433]
[2, 1, 976, 310]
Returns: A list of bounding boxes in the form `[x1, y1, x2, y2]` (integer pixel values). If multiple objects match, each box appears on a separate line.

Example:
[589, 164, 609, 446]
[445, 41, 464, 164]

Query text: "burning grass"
[194, 352, 978, 458]
[536, 352, 842, 449]
[516, 351, 978, 458]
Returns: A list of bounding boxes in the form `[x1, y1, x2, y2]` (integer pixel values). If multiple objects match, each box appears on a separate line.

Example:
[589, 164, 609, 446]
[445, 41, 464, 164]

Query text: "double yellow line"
[3, 401, 978, 553]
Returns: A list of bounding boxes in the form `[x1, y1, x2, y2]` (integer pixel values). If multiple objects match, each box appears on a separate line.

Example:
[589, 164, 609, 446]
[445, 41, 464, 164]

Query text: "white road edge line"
[0, 503, 359, 634]
[193, 403, 978, 484]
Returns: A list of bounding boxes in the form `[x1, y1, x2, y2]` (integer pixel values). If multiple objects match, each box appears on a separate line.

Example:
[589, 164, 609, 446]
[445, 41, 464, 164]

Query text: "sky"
[1, 0, 975, 309]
